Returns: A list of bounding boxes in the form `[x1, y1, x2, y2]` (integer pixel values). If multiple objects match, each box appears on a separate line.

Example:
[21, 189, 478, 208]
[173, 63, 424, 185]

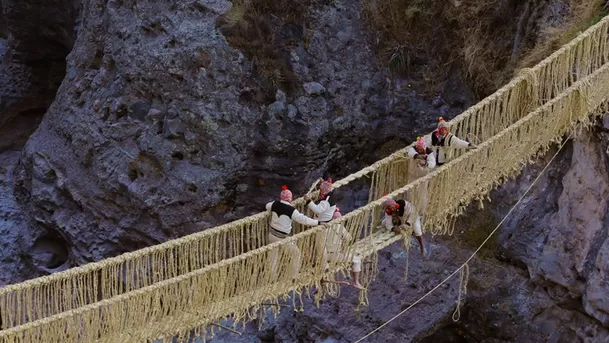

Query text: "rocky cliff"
[0, 0, 609, 342]
[442, 126, 609, 343]
[0, 0, 79, 283]
[0, 0, 77, 151]
[10, 0, 474, 273]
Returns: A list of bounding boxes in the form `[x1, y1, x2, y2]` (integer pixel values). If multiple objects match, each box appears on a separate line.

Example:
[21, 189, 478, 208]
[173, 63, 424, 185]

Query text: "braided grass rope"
[0, 40, 608, 342]
[354, 123, 578, 343]
[0, 13, 607, 331]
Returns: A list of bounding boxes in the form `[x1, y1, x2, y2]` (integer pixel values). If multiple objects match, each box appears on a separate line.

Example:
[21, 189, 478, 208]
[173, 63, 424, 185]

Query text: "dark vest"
[431, 131, 455, 165]
[271, 201, 295, 218]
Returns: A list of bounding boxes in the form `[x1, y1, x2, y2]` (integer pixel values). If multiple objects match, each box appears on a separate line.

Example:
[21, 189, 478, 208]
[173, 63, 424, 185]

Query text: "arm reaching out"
[291, 209, 320, 227]
[448, 134, 473, 149]
[308, 199, 329, 215]
[382, 215, 402, 233]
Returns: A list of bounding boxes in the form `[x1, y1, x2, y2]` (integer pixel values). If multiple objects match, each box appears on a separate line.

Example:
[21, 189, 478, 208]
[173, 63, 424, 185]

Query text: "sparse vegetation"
[216, 0, 327, 99]
[517, 0, 608, 68]
[362, 0, 608, 97]
[362, 0, 526, 96]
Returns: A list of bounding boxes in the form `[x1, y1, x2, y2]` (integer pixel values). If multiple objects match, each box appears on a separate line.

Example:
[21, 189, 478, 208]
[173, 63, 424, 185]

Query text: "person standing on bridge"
[317, 208, 364, 290]
[381, 197, 428, 257]
[304, 175, 340, 278]
[421, 117, 477, 166]
[266, 185, 327, 281]
[304, 175, 337, 223]
[406, 137, 436, 214]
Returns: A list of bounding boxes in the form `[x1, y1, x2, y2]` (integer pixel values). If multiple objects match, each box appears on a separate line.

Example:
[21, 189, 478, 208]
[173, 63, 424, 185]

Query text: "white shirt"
[266, 200, 319, 235]
[307, 195, 337, 222]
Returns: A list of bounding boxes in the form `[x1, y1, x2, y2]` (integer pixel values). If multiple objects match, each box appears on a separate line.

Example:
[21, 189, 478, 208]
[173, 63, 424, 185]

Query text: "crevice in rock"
[0, 0, 79, 152]
[582, 132, 609, 279]
[171, 151, 184, 160]
[0, 107, 46, 151]
[31, 231, 71, 272]
[0, 2, 6, 40]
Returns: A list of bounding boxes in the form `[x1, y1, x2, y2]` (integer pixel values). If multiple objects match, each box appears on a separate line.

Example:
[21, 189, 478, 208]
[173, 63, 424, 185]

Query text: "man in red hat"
[381, 197, 428, 257]
[265, 185, 327, 280]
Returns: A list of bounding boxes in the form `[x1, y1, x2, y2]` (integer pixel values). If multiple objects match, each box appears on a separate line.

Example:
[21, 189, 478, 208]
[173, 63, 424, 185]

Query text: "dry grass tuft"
[517, 0, 608, 69]
[362, 0, 607, 98]
[217, 0, 327, 98]
[362, 0, 523, 96]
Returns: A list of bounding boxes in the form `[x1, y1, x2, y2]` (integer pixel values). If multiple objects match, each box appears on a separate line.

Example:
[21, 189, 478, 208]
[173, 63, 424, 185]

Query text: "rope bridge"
[0, 14, 607, 343]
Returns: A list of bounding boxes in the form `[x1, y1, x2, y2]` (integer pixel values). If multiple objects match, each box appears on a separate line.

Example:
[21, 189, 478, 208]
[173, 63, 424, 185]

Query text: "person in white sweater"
[318, 208, 364, 290]
[421, 117, 477, 166]
[381, 197, 428, 257]
[407, 136, 437, 176]
[265, 185, 326, 280]
[406, 136, 436, 215]
[304, 176, 337, 223]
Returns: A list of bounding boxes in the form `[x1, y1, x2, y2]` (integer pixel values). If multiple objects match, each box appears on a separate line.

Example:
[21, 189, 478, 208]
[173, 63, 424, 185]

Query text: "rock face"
[13, 0, 471, 267]
[496, 128, 609, 328]
[444, 127, 609, 342]
[508, 129, 609, 326]
[0, 0, 78, 283]
[0, 151, 37, 284]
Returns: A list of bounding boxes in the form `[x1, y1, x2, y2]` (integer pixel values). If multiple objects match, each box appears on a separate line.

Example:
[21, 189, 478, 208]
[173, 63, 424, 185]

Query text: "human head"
[415, 136, 426, 154]
[382, 196, 400, 215]
[333, 207, 341, 219]
[320, 177, 333, 198]
[280, 185, 293, 203]
[437, 117, 449, 137]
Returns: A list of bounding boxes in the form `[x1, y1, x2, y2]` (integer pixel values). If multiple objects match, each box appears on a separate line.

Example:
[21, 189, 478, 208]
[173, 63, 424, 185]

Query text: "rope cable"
[353, 125, 577, 343]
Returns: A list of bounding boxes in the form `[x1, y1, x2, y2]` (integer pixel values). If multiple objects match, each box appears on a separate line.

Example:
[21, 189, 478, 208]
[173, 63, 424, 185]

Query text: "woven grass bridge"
[0, 14, 608, 343]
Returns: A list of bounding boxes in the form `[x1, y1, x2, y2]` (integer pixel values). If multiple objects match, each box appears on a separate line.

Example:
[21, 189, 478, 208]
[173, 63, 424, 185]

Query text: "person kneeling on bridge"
[318, 208, 364, 290]
[304, 175, 337, 223]
[266, 185, 327, 281]
[421, 117, 477, 166]
[382, 197, 428, 257]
